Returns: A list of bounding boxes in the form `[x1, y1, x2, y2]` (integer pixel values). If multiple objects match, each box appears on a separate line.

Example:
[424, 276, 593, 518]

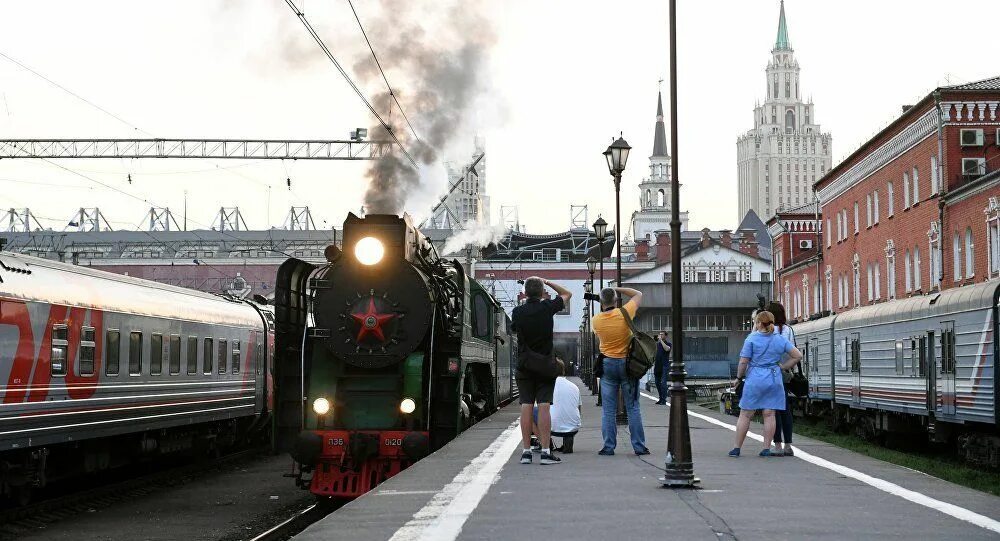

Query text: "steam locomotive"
[277, 213, 516, 499]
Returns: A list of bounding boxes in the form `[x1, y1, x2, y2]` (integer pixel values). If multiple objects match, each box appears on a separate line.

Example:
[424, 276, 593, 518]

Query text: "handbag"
[788, 362, 809, 397]
[619, 308, 656, 380]
[517, 345, 559, 380]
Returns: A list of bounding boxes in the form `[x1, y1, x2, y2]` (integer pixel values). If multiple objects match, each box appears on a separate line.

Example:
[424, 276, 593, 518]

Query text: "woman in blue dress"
[729, 311, 802, 457]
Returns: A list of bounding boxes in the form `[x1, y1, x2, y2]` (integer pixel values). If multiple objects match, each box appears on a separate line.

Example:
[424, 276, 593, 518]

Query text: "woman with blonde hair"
[729, 310, 802, 457]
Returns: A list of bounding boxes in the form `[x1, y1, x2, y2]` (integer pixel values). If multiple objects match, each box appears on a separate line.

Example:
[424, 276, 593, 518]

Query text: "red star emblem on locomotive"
[351, 297, 396, 343]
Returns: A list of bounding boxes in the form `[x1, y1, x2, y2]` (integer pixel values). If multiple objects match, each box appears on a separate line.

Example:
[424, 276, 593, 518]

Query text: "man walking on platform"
[511, 277, 572, 465]
[654, 331, 672, 405]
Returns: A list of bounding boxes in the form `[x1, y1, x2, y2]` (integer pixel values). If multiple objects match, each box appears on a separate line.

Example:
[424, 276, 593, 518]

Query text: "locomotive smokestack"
[355, 0, 496, 214]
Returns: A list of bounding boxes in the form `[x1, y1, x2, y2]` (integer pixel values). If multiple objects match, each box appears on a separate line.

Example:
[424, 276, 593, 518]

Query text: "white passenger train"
[793, 279, 998, 467]
[0, 252, 274, 503]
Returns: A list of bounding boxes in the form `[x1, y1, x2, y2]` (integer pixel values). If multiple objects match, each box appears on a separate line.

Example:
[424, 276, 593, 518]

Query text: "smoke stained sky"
[0, 1, 996, 233]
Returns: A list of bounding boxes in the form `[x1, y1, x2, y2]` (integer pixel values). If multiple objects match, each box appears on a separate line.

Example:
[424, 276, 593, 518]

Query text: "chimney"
[720, 229, 733, 248]
[635, 239, 650, 262]
[701, 228, 712, 249]
[655, 229, 671, 265]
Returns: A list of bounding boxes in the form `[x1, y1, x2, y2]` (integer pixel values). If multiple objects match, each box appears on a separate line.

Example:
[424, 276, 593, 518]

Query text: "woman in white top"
[768, 302, 796, 456]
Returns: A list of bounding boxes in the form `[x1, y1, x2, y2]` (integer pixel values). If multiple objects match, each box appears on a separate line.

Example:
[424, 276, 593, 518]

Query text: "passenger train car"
[276, 213, 517, 500]
[793, 279, 998, 467]
[0, 252, 274, 503]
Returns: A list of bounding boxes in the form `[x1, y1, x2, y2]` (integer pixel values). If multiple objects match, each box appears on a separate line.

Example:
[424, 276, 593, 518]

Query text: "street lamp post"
[592, 217, 608, 407]
[586, 257, 598, 395]
[604, 136, 631, 427]
[660, 0, 699, 488]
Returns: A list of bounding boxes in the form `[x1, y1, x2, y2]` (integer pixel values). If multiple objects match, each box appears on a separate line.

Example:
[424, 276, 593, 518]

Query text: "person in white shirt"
[532, 361, 582, 453]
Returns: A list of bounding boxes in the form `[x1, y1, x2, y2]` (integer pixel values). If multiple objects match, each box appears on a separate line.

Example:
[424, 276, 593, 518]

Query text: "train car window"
[232, 340, 240, 374]
[169, 335, 181, 375]
[51, 324, 69, 376]
[894, 340, 905, 375]
[203, 338, 214, 374]
[129, 331, 143, 376]
[941, 322, 956, 374]
[218, 339, 228, 374]
[920, 334, 931, 377]
[106, 330, 120, 376]
[472, 294, 490, 339]
[187, 336, 198, 374]
[80, 326, 96, 376]
[849, 333, 861, 373]
[837, 337, 848, 371]
[150, 334, 163, 375]
[909, 338, 919, 376]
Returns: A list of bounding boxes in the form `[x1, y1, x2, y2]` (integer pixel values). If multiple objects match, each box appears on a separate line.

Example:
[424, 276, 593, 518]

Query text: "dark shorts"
[516, 375, 555, 405]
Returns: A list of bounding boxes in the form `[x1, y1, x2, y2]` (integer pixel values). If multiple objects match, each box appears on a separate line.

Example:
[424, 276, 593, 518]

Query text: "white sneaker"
[519, 450, 532, 464]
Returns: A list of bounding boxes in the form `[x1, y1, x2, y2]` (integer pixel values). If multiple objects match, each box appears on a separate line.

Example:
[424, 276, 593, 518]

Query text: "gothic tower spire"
[652, 90, 668, 158]
[774, 0, 791, 51]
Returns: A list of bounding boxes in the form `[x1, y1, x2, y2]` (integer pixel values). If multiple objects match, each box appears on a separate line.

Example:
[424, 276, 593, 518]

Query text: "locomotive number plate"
[327, 438, 345, 446]
[383, 438, 403, 446]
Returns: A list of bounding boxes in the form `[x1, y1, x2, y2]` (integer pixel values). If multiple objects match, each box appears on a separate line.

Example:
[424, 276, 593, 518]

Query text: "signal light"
[355, 236, 384, 265]
[400, 398, 416, 414]
[447, 360, 459, 374]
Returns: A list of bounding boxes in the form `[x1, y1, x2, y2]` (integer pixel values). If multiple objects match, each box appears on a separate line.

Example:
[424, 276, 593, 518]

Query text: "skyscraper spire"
[774, 0, 791, 51]
[652, 90, 668, 157]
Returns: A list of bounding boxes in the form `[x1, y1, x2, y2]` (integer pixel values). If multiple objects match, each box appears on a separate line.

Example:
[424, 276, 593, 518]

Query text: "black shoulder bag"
[788, 362, 809, 397]
[619, 308, 656, 380]
[517, 344, 559, 380]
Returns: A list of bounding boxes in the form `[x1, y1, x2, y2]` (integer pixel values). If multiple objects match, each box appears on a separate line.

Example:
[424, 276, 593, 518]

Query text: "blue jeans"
[600, 358, 647, 453]
[654, 370, 669, 401]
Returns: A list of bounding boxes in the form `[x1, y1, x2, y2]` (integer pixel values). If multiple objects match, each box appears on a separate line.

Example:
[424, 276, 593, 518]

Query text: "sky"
[0, 0, 996, 235]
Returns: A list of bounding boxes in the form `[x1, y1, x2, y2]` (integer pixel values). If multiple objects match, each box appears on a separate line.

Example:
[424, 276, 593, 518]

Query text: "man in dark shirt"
[653, 331, 672, 405]
[511, 276, 571, 465]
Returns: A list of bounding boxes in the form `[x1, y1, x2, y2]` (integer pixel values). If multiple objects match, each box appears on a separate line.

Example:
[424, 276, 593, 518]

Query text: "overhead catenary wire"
[284, 0, 417, 167]
[345, 0, 421, 144]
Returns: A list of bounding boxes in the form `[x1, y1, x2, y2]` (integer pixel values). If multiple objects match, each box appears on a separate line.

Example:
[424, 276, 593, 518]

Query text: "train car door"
[938, 322, 957, 416]
[850, 332, 861, 406]
[809, 340, 820, 397]
[254, 330, 266, 414]
[923, 333, 934, 413]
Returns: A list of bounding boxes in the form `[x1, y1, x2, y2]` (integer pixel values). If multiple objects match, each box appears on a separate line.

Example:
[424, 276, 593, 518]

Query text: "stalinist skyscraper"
[736, 1, 832, 222]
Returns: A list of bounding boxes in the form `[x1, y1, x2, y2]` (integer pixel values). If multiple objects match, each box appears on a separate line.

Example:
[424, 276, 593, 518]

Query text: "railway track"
[250, 502, 339, 541]
[0, 447, 265, 539]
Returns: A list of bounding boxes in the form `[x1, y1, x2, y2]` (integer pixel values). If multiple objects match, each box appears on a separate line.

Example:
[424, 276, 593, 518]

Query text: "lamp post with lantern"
[586, 257, 598, 395]
[592, 216, 608, 407]
[603, 135, 630, 426]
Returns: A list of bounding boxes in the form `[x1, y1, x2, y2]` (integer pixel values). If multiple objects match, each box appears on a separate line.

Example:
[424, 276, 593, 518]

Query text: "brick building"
[767, 204, 822, 320]
[772, 76, 1000, 318]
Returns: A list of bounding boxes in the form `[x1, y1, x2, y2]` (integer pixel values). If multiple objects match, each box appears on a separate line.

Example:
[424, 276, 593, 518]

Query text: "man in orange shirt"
[591, 286, 648, 456]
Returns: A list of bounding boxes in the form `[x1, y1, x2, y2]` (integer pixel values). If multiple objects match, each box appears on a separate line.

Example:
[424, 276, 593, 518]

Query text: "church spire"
[774, 0, 791, 50]
[652, 89, 668, 157]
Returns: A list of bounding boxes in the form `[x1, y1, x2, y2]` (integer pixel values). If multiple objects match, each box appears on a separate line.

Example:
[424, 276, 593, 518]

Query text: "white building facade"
[736, 1, 833, 223]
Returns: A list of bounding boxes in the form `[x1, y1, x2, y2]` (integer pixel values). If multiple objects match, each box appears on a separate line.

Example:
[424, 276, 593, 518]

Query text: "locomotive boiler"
[276, 213, 516, 499]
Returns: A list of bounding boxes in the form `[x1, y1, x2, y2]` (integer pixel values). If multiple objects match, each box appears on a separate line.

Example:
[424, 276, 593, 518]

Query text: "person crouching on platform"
[729, 311, 803, 457]
[591, 286, 649, 456]
[512, 276, 572, 466]
[531, 360, 582, 453]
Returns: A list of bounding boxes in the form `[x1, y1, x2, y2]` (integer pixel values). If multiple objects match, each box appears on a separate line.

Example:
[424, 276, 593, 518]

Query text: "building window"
[824, 267, 832, 312]
[885, 240, 896, 300]
[826, 218, 832, 247]
[913, 246, 922, 291]
[912, 167, 920, 203]
[965, 227, 975, 278]
[903, 172, 911, 208]
[866, 264, 874, 302]
[931, 155, 939, 194]
[785, 110, 794, 134]
[887, 182, 894, 216]
[874, 262, 882, 300]
[953, 232, 963, 281]
[904, 249, 912, 292]
[771, 105, 776, 123]
[785, 79, 791, 98]
[873, 191, 880, 223]
[854, 203, 860, 234]
[836, 213, 842, 241]
[928, 222, 941, 290]
[866, 195, 873, 227]
[988, 197, 1000, 277]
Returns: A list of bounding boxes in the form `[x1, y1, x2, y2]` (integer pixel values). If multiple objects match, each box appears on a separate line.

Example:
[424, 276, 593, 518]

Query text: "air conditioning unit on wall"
[799, 239, 813, 249]
[960, 128, 984, 147]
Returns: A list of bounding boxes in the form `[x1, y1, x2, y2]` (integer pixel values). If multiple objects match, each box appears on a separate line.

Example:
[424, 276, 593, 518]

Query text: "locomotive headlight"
[399, 397, 416, 414]
[355, 236, 384, 266]
[312, 397, 331, 416]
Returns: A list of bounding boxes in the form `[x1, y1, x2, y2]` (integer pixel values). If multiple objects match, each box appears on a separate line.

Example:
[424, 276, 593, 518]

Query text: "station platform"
[295, 378, 1000, 541]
